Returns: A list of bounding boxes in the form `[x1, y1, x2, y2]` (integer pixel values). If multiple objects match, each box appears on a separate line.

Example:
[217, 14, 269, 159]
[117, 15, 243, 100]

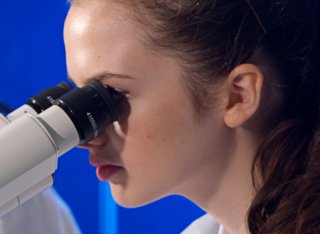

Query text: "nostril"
[89, 154, 99, 166]
[88, 133, 109, 146]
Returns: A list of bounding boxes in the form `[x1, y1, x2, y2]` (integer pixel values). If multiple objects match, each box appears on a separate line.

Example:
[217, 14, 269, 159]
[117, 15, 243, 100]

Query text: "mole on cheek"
[161, 136, 167, 143]
[146, 127, 159, 140]
[146, 128, 165, 142]
[147, 135, 166, 143]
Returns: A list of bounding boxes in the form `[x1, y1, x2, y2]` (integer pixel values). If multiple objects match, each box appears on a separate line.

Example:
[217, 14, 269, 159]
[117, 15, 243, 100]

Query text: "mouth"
[96, 164, 124, 182]
[89, 153, 124, 182]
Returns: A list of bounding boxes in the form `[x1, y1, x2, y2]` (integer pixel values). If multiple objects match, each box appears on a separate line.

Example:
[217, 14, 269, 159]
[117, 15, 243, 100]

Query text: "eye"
[105, 85, 128, 101]
[104, 85, 130, 120]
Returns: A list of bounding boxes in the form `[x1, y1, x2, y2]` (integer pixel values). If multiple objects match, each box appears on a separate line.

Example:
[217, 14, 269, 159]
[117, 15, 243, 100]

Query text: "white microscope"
[0, 80, 121, 217]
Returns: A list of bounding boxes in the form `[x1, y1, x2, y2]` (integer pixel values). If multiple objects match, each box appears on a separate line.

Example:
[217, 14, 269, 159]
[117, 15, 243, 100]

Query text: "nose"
[77, 132, 109, 149]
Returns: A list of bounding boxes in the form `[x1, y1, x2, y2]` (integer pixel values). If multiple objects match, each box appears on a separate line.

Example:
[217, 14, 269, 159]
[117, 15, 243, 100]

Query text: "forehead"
[68, 1, 125, 27]
[64, 0, 159, 84]
[65, 0, 148, 43]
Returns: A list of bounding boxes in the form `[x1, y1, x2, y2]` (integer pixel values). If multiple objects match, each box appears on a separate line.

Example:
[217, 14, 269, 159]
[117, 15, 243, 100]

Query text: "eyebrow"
[68, 72, 136, 86]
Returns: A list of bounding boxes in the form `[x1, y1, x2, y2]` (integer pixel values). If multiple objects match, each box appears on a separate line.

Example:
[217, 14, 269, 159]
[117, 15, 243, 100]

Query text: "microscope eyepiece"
[27, 82, 73, 113]
[54, 80, 121, 145]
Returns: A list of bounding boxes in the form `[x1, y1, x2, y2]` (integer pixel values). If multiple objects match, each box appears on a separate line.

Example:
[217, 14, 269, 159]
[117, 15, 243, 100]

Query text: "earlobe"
[223, 64, 264, 128]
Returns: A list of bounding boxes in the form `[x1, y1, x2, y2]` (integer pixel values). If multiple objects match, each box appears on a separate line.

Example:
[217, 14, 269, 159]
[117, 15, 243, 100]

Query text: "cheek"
[127, 99, 192, 148]
[116, 94, 200, 176]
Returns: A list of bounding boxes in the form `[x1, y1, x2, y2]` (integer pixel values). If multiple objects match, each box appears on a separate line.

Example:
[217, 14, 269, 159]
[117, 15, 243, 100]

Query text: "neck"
[181, 128, 259, 234]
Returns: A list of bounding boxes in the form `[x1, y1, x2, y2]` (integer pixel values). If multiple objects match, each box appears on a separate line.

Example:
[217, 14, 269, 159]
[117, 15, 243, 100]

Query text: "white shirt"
[0, 188, 81, 234]
[181, 214, 224, 234]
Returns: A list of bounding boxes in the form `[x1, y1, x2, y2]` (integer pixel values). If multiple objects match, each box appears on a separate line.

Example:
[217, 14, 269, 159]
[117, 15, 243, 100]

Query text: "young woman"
[63, 0, 320, 233]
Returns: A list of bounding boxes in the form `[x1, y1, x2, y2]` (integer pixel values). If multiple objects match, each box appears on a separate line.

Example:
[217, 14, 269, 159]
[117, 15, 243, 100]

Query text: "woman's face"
[64, 0, 228, 207]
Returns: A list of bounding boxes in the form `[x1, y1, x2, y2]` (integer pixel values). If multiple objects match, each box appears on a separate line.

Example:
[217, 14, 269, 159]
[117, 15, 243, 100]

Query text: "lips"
[89, 153, 124, 182]
[79, 137, 125, 182]
[96, 165, 123, 181]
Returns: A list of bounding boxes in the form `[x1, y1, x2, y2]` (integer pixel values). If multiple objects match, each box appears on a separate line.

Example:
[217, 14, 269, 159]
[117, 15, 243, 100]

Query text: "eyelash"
[105, 85, 129, 100]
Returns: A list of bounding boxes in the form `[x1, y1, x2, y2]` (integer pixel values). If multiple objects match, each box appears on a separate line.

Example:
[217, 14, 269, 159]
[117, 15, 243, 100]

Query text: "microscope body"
[0, 104, 79, 216]
[0, 80, 120, 217]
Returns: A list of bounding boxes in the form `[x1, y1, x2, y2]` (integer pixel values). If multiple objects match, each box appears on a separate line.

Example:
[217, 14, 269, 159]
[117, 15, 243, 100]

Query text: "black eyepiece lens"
[55, 80, 120, 145]
[27, 82, 73, 113]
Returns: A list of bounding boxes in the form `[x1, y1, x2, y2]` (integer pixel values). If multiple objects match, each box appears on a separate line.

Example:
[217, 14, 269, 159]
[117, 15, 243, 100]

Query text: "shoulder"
[181, 214, 222, 234]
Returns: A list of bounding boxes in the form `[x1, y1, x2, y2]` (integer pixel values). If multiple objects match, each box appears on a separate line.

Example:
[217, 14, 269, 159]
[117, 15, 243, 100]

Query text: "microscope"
[0, 80, 121, 217]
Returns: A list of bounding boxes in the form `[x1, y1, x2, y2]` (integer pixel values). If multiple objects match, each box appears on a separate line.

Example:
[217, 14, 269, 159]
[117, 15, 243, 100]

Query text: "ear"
[223, 64, 264, 128]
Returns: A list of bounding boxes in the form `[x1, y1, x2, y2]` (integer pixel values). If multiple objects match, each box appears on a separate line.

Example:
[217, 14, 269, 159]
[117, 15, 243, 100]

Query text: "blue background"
[0, 1, 204, 233]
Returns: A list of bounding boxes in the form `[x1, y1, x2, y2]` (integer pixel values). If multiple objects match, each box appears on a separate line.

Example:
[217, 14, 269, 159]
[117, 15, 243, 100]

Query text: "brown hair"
[93, 0, 320, 233]
[124, 0, 320, 233]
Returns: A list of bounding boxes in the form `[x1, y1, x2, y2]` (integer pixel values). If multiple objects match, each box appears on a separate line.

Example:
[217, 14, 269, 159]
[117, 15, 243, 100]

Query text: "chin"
[110, 185, 163, 208]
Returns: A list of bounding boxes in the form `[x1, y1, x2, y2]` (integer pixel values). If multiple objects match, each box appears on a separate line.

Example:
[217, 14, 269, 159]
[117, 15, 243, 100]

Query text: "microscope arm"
[0, 106, 79, 217]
